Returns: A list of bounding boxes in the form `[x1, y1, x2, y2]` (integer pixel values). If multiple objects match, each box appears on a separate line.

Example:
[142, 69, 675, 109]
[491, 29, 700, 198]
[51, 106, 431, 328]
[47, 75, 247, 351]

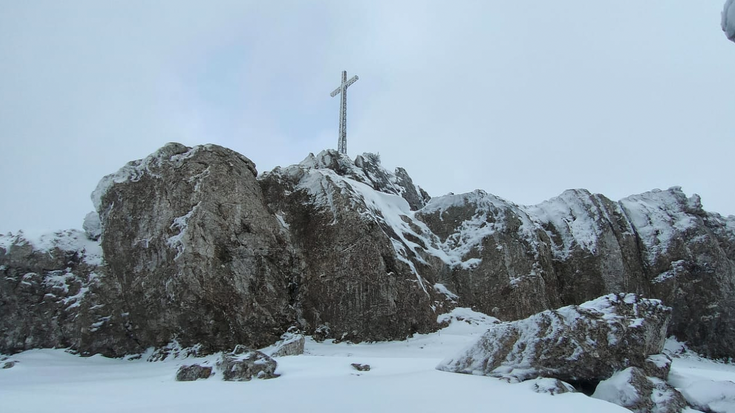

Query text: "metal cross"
[330, 70, 359, 155]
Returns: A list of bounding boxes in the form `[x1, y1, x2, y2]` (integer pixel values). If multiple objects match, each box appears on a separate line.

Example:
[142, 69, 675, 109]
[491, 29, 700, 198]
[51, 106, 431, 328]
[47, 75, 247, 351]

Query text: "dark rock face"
[437, 294, 671, 384]
[0, 230, 104, 354]
[176, 364, 213, 381]
[217, 347, 278, 381]
[93, 143, 298, 354]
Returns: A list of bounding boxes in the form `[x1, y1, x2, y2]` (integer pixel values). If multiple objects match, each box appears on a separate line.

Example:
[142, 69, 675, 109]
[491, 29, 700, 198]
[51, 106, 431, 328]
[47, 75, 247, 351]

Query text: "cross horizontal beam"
[330, 75, 359, 97]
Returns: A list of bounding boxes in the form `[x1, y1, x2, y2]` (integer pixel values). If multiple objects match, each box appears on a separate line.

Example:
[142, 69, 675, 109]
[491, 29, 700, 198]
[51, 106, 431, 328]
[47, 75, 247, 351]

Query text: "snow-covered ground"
[2, 310, 733, 413]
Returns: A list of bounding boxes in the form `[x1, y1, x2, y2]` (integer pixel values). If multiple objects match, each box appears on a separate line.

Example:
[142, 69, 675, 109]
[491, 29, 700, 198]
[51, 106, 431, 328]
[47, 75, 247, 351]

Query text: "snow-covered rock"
[270, 329, 305, 357]
[421, 185, 735, 359]
[0, 230, 103, 354]
[175, 364, 213, 381]
[92, 142, 298, 354]
[3, 142, 735, 363]
[437, 294, 671, 384]
[259, 150, 450, 343]
[724, 0, 735, 42]
[217, 347, 278, 381]
[528, 377, 576, 395]
[592, 367, 687, 413]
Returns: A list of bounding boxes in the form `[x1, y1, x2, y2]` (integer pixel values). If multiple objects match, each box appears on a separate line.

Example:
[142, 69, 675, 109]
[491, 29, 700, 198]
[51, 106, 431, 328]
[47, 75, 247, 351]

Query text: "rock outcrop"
[418, 188, 735, 359]
[0, 230, 103, 354]
[437, 294, 671, 385]
[2, 142, 734, 361]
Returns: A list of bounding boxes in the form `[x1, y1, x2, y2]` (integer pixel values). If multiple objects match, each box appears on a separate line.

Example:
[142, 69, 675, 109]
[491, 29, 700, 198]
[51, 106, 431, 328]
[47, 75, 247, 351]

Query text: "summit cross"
[330, 70, 359, 155]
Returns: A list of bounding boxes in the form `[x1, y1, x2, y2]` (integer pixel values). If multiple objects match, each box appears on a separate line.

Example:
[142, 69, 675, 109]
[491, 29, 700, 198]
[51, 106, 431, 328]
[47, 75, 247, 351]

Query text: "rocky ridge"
[1, 142, 734, 361]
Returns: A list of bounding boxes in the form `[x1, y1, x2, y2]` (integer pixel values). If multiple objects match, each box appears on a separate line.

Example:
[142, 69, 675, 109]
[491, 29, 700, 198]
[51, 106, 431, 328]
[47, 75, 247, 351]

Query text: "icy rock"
[175, 364, 212, 381]
[680, 379, 735, 413]
[724, 0, 735, 42]
[437, 294, 671, 384]
[528, 378, 575, 395]
[643, 354, 673, 381]
[351, 363, 371, 372]
[82, 212, 101, 241]
[592, 367, 687, 413]
[2, 361, 17, 369]
[271, 329, 305, 357]
[217, 347, 278, 381]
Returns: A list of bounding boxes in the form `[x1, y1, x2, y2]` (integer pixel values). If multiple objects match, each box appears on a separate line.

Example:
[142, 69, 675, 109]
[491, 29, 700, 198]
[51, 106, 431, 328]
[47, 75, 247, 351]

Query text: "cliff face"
[418, 187, 735, 359]
[2, 143, 734, 359]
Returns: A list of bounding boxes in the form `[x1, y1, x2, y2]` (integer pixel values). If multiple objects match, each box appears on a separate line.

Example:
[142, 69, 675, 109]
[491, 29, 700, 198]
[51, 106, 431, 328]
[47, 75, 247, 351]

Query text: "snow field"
[2, 310, 735, 412]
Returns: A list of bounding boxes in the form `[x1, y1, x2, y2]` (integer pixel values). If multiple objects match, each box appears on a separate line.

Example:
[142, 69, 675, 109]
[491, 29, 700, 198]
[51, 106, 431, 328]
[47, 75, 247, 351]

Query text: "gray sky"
[1, 1, 733, 234]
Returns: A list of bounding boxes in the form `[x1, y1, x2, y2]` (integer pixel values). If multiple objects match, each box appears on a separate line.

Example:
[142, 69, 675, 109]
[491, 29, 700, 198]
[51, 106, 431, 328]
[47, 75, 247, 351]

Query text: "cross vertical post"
[330, 70, 359, 155]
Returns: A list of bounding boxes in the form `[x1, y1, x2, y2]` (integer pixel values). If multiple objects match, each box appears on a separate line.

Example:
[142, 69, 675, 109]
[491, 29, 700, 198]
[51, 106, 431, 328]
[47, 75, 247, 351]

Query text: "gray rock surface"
[592, 367, 687, 413]
[217, 347, 278, 381]
[270, 329, 305, 357]
[351, 363, 371, 372]
[93, 143, 299, 354]
[0, 230, 105, 354]
[176, 364, 213, 381]
[437, 294, 671, 384]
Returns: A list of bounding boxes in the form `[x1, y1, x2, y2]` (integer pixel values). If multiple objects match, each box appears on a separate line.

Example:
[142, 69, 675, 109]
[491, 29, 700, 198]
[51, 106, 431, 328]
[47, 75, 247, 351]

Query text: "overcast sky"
[1, 1, 733, 234]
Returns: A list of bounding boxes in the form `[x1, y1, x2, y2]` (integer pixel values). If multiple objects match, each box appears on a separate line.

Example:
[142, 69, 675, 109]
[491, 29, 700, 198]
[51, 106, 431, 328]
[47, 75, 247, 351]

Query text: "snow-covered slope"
[0, 310, 632, 413]
[3, 317, 735, 413]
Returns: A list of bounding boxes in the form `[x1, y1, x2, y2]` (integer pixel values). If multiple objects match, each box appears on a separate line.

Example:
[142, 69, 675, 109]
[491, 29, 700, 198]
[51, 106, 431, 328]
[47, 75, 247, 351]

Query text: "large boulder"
[270, 329, 305, 357]
[92, 143, 299, 353]
[437, 294, 671, 385]
[217, 346, 278, 381]
[175, 364, 213, 381]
